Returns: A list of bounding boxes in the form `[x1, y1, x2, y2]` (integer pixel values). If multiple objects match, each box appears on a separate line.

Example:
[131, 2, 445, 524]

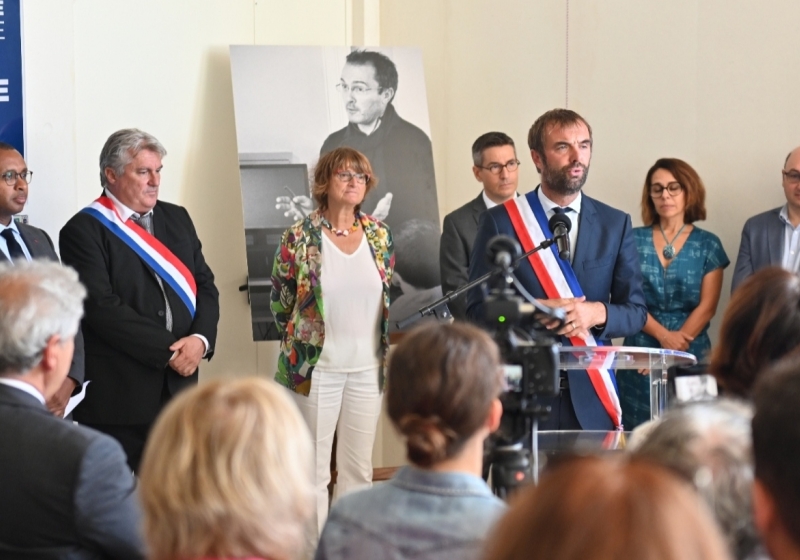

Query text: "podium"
[557, 346, 697, 421]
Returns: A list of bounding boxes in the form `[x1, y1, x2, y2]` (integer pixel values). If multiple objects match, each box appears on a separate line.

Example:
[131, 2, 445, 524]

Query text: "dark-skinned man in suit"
[440, 132, 519, 320]
[60, 129, 219, 473]
[0, 142, 84, 418]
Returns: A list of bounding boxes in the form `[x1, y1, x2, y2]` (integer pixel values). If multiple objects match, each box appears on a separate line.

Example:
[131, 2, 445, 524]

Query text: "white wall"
[382, 0, 800, 344]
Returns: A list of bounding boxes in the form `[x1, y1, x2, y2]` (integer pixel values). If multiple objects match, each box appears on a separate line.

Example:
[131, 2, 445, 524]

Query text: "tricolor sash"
[503, 193, 622, 429]
[82, 196, 197, 318]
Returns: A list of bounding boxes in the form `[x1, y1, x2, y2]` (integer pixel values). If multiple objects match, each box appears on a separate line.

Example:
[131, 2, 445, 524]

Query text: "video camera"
[479, 235, 564, 497]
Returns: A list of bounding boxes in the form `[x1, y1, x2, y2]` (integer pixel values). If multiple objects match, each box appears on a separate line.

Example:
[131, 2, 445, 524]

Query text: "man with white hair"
[60, 128, 220, 472]
[0, 261, 144, 559]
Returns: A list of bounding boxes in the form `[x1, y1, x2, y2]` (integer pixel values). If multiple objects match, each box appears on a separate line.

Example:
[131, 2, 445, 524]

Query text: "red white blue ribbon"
[81, 196, 197, 318]
[504, 193, 622, 429]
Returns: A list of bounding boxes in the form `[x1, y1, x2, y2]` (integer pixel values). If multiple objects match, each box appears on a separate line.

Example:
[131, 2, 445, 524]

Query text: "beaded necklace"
[321, 214, 359, 237]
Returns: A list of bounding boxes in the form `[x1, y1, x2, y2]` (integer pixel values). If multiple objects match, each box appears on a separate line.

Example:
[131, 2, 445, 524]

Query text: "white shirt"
[103, 189, 209, 355]
[316, 234, 383, 372]
[0, 378, 46, 405]
[482, 190, 518, 210]
[0, 219, 33, 262]
[537, 187, 582, 263]
[779, 204, 800, 273]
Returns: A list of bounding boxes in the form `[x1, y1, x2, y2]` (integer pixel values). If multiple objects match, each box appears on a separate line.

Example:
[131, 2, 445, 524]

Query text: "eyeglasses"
[1, 170, 33, 186]
[336, 171, 369, 184]
[650, 182, 682, 197]
[478, 160, 520, 175]
[335, 83, 376, 98]
[783, 170, 800, 186]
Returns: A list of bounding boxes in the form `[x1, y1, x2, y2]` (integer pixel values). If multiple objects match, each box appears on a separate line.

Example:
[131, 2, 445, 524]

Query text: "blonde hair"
[139, 378, 314, 560]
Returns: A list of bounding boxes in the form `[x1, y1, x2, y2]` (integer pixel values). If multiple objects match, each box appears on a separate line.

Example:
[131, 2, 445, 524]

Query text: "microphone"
[486, 235, 522, 269]
[548, 212, 573, 261]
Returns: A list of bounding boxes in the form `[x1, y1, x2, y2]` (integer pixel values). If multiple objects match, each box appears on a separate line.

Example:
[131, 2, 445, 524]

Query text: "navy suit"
[467, 189, 647, 429]
[731, 207, 783, 293]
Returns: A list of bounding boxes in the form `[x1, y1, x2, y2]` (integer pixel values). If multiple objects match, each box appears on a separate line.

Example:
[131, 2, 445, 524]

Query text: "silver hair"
[99, 128, 167, 188]
[632, 399, 760, 560]
[0, 261, 86, 375]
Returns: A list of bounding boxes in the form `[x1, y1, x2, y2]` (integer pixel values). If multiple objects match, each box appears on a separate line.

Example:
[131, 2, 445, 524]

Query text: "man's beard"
[542, 160, 589, 196]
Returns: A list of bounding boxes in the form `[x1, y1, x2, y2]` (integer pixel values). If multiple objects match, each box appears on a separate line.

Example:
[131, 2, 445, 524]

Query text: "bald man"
[732, 147, 800, 292]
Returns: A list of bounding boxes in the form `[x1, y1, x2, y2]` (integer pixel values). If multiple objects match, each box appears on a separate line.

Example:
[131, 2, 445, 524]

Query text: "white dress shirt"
[779, 204, 800, 273]
[0, 219, 33, 262]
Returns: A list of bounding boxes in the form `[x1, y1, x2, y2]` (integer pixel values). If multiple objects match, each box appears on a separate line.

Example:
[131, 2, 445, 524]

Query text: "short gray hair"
[0, 261, 86, 375]
[99, 128, 167, 188]
[632, 399, 759, 560]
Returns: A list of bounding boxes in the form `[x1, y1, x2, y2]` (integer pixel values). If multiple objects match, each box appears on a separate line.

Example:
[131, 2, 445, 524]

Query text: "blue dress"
[617, 226, 729, 428]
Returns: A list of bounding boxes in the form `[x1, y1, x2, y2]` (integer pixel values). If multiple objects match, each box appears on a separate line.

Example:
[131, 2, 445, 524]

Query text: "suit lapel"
[572, 195, 597, 275]
[768, 208, 784, 265]
[470, 193, 486, 226]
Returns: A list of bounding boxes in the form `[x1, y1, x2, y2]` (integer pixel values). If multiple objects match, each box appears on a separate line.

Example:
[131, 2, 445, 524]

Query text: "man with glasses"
[321, 49, 441, 325]
[732, 146, 800, 291]
[440, 132, 519, 321]
[467, 109, 646, 431]
[0, 141, 85, 418]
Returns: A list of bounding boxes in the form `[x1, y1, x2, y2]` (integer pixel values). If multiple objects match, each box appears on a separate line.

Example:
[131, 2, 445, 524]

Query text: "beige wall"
[383, 0, 800, 345]
[21, 0, 800, 466]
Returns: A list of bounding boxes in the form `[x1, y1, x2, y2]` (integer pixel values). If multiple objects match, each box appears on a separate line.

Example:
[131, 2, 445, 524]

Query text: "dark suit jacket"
[0, 383, 144, 559]
[0, 223, 85, 387]
[440, 193, 486, 320]
[59, 199, 219, 426]
[731, 207, 783, 293]
[467, 189, 647, 430]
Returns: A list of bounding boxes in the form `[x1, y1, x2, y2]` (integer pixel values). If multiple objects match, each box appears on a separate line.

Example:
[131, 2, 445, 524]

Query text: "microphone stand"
[395, 234, 562, 330]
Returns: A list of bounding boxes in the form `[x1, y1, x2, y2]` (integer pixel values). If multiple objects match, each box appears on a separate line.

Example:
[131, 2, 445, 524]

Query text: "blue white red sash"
[503, 193, 622, 429]
[81, 196, 197, 318]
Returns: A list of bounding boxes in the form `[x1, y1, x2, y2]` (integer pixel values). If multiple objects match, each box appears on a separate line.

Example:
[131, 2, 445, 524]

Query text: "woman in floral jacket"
[270, 147, 393, 536]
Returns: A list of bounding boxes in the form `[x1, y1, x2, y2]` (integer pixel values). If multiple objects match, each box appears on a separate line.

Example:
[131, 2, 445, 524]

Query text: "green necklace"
[660, 223, 686, 259]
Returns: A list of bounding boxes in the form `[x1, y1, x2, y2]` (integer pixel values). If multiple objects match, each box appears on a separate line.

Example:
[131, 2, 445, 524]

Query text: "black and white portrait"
[230, 46, 441, 339]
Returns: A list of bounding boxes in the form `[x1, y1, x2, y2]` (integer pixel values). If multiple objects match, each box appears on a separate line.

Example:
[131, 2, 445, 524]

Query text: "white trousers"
[289, 366, 383, 536]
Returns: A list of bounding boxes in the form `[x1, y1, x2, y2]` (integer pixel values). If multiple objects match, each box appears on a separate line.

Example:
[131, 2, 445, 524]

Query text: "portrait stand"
[557, 346, 697, 421]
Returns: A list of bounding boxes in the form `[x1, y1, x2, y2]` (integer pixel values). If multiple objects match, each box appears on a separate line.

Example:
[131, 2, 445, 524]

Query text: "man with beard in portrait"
[467, 109, 646, 431]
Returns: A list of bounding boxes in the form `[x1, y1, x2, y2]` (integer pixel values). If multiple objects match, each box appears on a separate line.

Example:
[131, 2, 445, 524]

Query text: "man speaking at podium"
[467, 109, 646, 431]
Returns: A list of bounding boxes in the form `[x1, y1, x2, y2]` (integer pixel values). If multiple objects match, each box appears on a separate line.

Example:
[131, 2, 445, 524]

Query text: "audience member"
[619, 157, 728, 428]
[631, 400, 766, 560]
[0, 141, 85, 417]
[0, 261, 144, 559]
[732, 145, 800, 292]
[139, 378, 314, 560]
[483, 455, 732, 560]
[60, 128, 220, 473]
[752, 356, 800, 560]
[440, 132, 519, 320]
[710, 267, 800, 398]
[315, 322, 507, 560]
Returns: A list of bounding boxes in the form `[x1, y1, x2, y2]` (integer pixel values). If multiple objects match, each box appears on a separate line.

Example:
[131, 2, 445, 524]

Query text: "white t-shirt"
[316, 233, 383, 372]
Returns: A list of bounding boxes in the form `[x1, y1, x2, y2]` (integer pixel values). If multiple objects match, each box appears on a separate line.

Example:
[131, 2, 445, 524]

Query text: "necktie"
[1, 228, 26, 261]
[553, 206, 574, 215]
[132, 213, 173, 331]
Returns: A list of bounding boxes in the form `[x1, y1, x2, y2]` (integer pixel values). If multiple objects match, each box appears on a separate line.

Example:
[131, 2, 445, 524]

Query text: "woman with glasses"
[618, 158, 729, 428]
[271, 146, 394, 537]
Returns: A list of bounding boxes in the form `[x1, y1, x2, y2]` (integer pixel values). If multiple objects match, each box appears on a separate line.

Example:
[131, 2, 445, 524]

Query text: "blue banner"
[0, 0, 23, 155]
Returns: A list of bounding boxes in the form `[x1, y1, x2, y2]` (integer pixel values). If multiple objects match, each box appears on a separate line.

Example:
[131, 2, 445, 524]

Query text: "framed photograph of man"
[230, 46, 442, 340]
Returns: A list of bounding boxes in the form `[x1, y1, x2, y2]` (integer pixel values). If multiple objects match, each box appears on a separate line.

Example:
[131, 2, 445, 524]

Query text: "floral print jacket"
[270, 210, 394, 396]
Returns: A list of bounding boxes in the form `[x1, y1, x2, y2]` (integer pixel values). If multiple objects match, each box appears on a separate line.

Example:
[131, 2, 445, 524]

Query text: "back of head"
[0, 261, 85, 375]
[387, 322, 503, 468]
[632, 400, 758, 559]
[483, 456, 732, 560]
[139, 378, 314, 560]
[752, 356, 800, 549]
[710, 267, 800, 398]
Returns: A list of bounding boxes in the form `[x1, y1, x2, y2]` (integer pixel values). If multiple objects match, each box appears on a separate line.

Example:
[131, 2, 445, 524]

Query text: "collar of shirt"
[0, 218, 32, 262]
[537, 187, 583, 217]
[104, 188, 153, 223]
[0, 378, 46, 405]
[779, 204, 800, 271]
[482, 190, 520, 210]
